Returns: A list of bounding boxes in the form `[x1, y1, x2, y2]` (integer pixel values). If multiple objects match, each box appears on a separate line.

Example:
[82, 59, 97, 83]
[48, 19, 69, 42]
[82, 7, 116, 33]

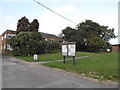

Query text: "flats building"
[0, 30, 16, 53]
[0, 30, 64, 53]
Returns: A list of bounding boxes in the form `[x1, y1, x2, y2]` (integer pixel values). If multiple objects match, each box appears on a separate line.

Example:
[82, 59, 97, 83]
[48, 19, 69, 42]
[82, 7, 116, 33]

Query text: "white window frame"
[7, 44, 12, 51]
[2, 36, 3, 40]
[7, 34, 16, 39]
[4, 44, 6, 49]
[50, 39, 55, 43]
[4, 34, 6, 39]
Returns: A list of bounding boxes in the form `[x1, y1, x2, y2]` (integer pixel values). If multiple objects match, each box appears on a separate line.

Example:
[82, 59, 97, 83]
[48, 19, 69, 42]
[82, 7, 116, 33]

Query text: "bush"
[46, 42, 61, 53]
[9, 32, 46, 56]
[9, 32, 61, 56]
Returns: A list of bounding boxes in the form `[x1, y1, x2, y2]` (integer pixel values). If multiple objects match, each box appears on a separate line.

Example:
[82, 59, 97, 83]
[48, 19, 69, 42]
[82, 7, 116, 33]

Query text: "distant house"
[0, 30, 16, 53]
[112, 44, 120, 52]
[41, 32, 64, 43]
[0, 30, 64, 53]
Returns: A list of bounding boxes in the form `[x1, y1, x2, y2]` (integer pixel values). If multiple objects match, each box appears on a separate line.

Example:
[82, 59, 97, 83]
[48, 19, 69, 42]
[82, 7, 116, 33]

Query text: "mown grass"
[43, 53, 119, 82]
[14, 52, 96, 62]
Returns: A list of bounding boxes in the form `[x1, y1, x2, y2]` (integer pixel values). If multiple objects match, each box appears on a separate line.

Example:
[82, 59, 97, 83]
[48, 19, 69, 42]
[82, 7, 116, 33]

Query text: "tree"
[62, 20, 117, 52]
[62, 27, 77, 41]
[16, 16, 30, 34]
[16, 17, 40, 34]
[87, 34, 106, 52]
[9, 32, 44, 56]
[76, 20, 116, 41]
[29, 19, 39, 32]
[46, 41, 61, 53]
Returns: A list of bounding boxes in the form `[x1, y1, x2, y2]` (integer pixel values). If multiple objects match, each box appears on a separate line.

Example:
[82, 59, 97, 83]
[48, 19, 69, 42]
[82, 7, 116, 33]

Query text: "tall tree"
[62, 27, 77, 41]
[16, 17, 40, 34]
[62, 20, 117, 52]
[30, 19, 39, 32]
[16, 16, 30, 34]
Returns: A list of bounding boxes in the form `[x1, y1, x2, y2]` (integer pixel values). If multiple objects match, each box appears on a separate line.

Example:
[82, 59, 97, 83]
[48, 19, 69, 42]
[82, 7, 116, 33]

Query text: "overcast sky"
[0, 0, 119, 44]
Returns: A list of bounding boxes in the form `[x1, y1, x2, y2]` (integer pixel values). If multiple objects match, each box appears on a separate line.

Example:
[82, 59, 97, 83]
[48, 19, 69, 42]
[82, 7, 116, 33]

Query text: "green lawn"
[14, 52, 96, 62]
[43, 53, 118, 82]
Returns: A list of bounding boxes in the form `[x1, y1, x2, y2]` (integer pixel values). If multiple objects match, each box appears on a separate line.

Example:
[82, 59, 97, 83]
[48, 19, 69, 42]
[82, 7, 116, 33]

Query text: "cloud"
[54, 5, 78, 14]
[7, 24, 16, 30]
[5, 16, 13, 21]
[39, 5, 78, 35]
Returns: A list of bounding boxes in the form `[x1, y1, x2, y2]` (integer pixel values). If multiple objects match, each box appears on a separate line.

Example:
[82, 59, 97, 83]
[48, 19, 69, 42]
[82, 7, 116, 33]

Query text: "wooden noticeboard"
[62, 42, 76, 64]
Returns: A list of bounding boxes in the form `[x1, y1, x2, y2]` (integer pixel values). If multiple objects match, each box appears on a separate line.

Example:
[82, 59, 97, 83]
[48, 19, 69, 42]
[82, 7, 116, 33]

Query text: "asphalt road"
[2, 56, 117, 88]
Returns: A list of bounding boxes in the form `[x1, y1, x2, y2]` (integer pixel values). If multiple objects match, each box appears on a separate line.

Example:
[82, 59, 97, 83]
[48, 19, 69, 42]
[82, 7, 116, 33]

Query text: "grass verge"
[43, 53, 118, 82]
[13, 52, 96, 62]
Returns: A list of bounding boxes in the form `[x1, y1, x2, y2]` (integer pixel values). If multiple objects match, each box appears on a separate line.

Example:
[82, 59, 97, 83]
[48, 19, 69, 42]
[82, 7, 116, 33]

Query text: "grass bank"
[43, 53, 118, 82]
[13, 52, 96, 62]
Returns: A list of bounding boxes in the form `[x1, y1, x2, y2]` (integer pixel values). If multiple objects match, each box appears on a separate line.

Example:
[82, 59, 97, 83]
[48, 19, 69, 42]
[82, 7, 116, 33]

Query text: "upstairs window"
[50, 39, 55, 43]
[2, 36, 3, 40]
[7, 34, 16, 39]
[4, 34, 6, 39]
[7, 44, 12, 50]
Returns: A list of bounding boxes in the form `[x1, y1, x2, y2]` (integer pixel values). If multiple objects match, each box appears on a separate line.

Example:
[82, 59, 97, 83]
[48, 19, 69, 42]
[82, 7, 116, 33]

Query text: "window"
[7, 44, 12, 50]
[7, 34, 16, 39]
[2, 36, 3, 40]
[59, 41, 65, 43]
[4, 44, 6, 49]
[4, 34, 6, 39]
[50, 39, 55, 43]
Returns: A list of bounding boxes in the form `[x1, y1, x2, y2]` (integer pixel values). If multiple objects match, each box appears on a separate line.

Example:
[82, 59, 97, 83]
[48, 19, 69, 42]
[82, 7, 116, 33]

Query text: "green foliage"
[46, 42, 61, 53]
[9, 32, 61, 56]
[10, 16, 61, 56]
[62, 20, 117, 52]
[16, 16, 30, 34]
[16, 16, 39, 34]
[9, 32, 44, 56]
[29, 19, 39, 32]
[62, 27, 77, 41]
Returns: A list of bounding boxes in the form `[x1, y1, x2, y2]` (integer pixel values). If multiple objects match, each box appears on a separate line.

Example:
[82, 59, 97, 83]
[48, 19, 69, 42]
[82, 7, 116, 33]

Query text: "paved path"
[28, 56, 88, 64]
[2, 56, 117, 88]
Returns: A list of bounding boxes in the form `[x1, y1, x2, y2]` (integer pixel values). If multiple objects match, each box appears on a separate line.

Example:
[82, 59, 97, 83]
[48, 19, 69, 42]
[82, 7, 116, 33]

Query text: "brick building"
[0, 30, 16, 53]
[41, 32, 64, 43]
[0, 30, 64, 53]
[112, 44, 120, 52]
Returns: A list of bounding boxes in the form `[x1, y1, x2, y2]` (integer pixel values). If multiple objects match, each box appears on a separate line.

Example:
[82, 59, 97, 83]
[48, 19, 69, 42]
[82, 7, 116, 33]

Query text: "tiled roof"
[1, 30, 62, 39]
[6, 30, 16, 32]
[40, 32, 59, 38]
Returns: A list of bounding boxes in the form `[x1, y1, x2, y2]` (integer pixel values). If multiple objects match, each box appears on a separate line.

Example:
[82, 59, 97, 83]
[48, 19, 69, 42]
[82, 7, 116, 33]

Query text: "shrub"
[9, 32, 46, 56]
[46, 42, 61, 53]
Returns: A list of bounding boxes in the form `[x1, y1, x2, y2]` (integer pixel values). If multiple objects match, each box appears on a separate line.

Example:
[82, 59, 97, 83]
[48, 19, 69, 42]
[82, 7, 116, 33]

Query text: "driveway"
[2, 56, 117, 88]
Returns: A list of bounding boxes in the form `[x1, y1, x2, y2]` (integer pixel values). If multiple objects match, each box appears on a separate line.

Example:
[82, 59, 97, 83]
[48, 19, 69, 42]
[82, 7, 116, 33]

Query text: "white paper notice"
[68, 44, 75, 56]
[62, 45, 67, 56]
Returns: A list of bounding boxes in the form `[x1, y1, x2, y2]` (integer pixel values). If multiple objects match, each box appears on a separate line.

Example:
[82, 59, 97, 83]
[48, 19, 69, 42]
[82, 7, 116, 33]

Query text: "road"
[2, 56, 117, 88]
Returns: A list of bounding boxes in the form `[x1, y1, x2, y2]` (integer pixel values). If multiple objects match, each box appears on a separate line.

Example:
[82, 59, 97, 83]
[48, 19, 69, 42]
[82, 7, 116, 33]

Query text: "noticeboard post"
[62, 42, 76, 65]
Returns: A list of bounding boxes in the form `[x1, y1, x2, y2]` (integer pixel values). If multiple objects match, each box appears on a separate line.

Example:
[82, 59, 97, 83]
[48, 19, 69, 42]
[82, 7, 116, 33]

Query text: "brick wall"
[0, 30, 16, 53]
[112, 45, 120, 52]
[42, 36, 64, 43]
[0, 30, 65, 53]
[0, 35, 2, 53]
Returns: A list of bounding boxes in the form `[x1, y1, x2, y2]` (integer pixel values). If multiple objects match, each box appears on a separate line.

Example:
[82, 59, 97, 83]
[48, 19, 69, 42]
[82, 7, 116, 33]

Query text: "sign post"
[62, 42, 76, 65]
